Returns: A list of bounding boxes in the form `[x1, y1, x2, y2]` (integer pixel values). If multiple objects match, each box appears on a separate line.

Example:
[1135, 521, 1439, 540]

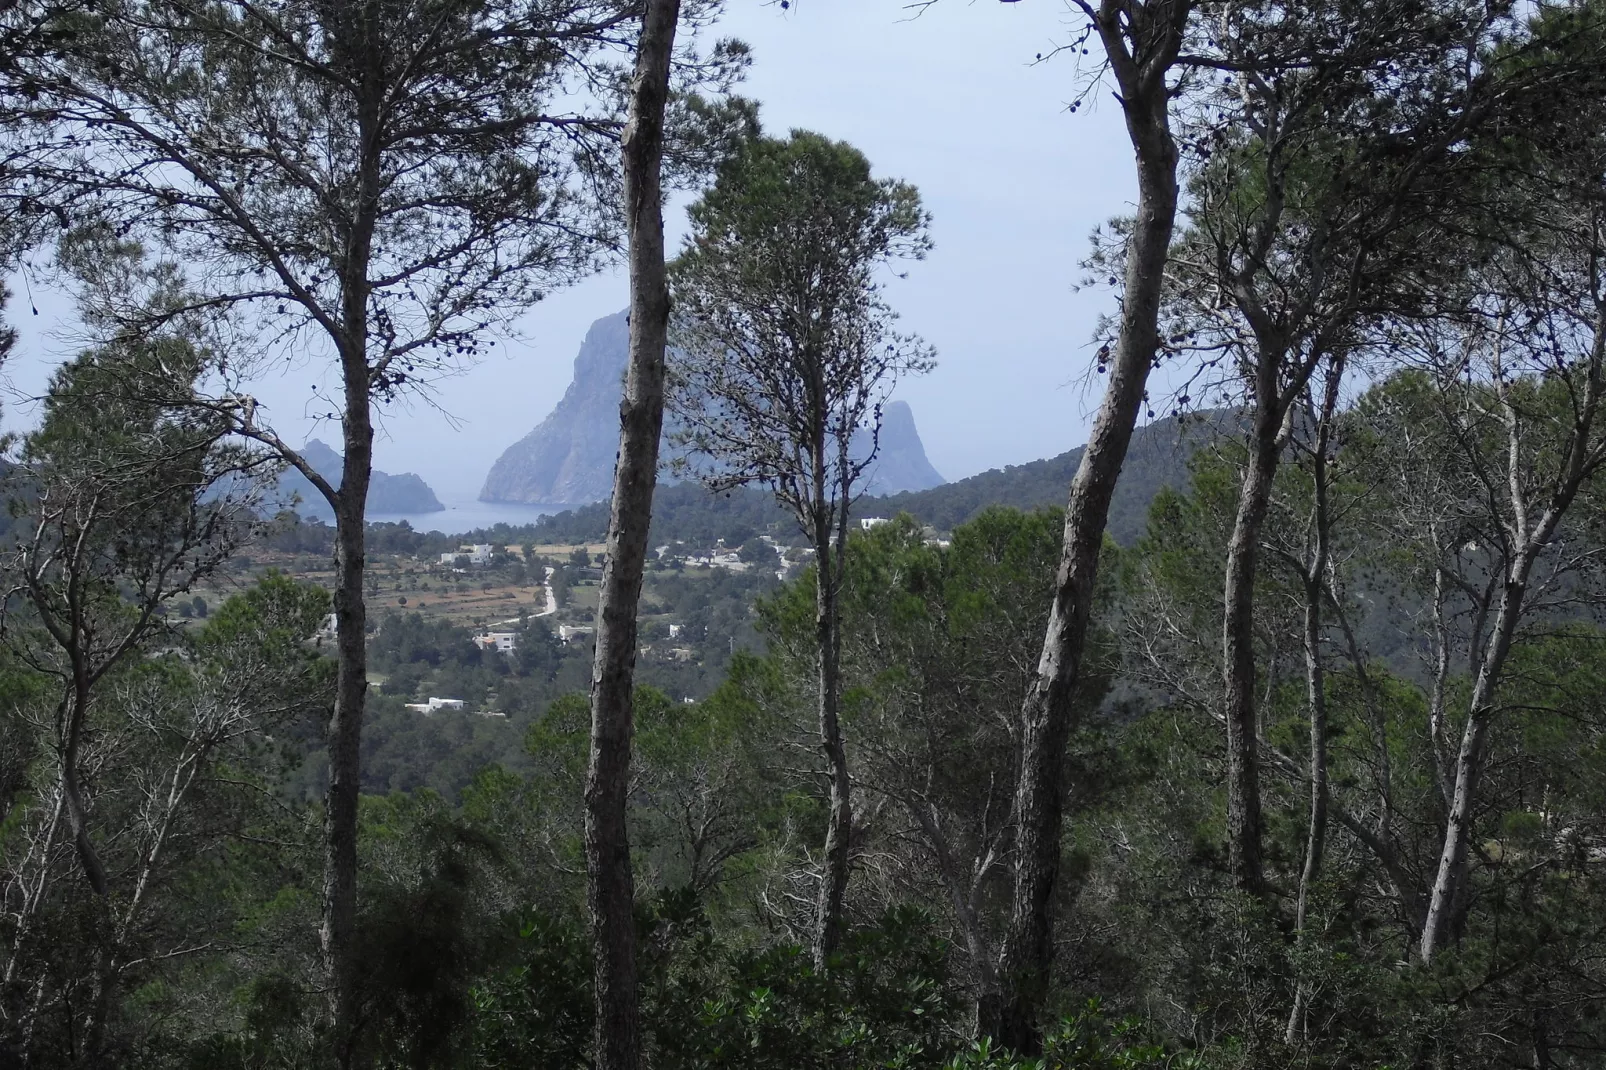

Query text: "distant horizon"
[3, 1, 1138, 498]
[290, 397, 1216, 529]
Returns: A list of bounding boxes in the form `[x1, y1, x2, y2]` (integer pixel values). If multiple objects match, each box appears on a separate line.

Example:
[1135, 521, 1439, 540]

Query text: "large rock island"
[275, 439, 444, 519]
[481, 310, 946, 506]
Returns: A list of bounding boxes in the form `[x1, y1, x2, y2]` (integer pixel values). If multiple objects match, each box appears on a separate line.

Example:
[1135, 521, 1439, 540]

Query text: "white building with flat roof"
[404, 697, 467, 715]
[441, 544, 495, 566]
[558, 624, 594, 644]
[474, 631, 517, 653]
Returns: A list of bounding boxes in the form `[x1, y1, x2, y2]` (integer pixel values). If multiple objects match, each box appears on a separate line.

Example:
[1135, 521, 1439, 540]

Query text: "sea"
[364, 494, 564, 536]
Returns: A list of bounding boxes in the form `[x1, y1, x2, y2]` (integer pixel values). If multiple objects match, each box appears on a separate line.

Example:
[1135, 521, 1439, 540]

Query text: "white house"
[667, 623, 682, 639]
[314, 612, 338, 641]
[404, 697, 467, 714]
[859, 517, 891, 530]
[440, 544, 496, 567]
[558, 624, 594, 644]
[473, 631, 518, 653]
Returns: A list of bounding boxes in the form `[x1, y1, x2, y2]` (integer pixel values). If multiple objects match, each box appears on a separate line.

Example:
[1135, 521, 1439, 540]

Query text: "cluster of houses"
[680, 547, 748, 570]
[465, 625, 593, 647]
[651, 534, 796, 581]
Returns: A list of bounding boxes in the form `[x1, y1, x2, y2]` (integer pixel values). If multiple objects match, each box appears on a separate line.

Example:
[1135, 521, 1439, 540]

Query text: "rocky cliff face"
[480, 310, 632, 506]
[480, 310, 945, 505]
[276, 439, 444, 518]
[854, 400, 944, 495]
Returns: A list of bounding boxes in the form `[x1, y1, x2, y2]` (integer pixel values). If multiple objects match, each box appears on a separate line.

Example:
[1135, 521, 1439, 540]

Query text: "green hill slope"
[868, 410, 1225, 543]
[522, 410, 1227, 547]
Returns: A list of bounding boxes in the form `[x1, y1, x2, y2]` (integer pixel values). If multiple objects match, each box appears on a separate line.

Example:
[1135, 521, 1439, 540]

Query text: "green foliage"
[8, 3, 1606, 1059]
[355, 797, 504, 1069]
[946, 1003, 1201, 1070]
[668, 128, 933, 522]
[472, 899, 959, 1070]
[467, 910, 593, 1067]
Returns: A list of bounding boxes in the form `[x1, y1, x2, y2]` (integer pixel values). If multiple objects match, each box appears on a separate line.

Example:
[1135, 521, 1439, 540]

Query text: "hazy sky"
[2, 0, 1138, 499]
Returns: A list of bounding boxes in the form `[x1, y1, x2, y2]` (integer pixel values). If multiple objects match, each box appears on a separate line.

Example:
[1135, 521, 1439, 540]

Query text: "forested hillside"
[517, 410, 1219, 548]
[2, 2, 1606, 1070]
[872, 410, 1226, 541]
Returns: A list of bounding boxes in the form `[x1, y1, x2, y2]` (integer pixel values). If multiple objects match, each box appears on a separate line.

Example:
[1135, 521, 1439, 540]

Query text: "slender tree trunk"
[986, 27, 1182, 1047]
[85, 754, 206, 1057]
[912, 802, 996, 996]
[1286, 627, 1326, 1047]
[59, 683, 108, 900]
[61, 670, 116, 1064]
[1419, 563, 1531, 961]
[1222, 378, 1287, 898]
[1419, 326, 1606, 960]
[585, 3, 678, 1067]
[324, 365, 373, 1066]
[1421, 516, 1596, 961]
[1419, 713, 1489, 962]
[1287, 373, 1338, 1045]
[324, 28, 384, 1056]
[1419, 376, 1600, 963]
[812, 531, 851, 968]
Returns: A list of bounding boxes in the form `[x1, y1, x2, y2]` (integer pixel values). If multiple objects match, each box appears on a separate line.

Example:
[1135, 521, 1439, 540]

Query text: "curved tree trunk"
[60, 684, 109, 901]
[986, 5, 1185, 1047]
[585, 3, 679, 1068]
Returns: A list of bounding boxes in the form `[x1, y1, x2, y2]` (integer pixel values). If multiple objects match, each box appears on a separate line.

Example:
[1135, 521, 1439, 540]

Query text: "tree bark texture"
[1287, 371, 1338, 1045]
[322, 47, 382, 1054]
[1418, 553, 1534, 961]
[1221, 382, 1284, 898]
[585, 3, 679, 1068]
[323, 353, 374, 1067]
[314, 13, 390, 1057]
[1420, 327, 1606, 960]
[60, 677, 108, 901]
[987, 5, 1184, 1047]
[811, 521, 852, 968]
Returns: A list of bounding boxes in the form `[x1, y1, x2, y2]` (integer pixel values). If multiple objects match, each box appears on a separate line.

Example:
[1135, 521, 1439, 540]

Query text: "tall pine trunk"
[585, 2, 679, 1067]
[323, 25, 384, 1057]
[323, 57, 381, 1051]
[812, 515, 851, 968]
[1221, 382, 1284, 898]
[987, 11, 1183, 1045]
[1287, 369, 1339, 1044]
[324, 354, 373, 1068]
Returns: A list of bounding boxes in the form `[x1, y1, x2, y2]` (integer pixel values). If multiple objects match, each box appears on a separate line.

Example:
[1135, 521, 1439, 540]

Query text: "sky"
[1, 0, 1139, 499]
